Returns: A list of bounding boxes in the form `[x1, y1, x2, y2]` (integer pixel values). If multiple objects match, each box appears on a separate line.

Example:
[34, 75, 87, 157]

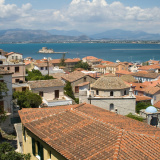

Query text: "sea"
[0, 43, 160, 63]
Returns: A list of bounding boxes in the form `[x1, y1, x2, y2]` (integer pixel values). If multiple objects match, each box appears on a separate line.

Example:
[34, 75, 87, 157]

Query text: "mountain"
[90, 29, 160, 40]
[0, 29, 90, 43]
[47, 29, 84, 36]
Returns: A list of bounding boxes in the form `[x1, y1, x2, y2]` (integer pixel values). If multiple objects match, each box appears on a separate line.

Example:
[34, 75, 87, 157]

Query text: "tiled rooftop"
[120, 75, 138, 83]
[62, 71, 86, 82]
[28, 79, 64, 89]
[135, 95, 152, 102]
[91, 75, 130, 90]
[132, 72, 160, 79]
[138, 64, 160, 71]
[154, 101, 160, 109]
[19, 103, 160, 160]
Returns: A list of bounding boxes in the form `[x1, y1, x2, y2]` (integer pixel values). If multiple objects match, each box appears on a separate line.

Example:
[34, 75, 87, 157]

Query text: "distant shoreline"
[0, 40, 160, 45]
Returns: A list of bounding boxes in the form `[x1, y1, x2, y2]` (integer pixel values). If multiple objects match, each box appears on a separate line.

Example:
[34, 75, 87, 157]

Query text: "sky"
[1, 0, 160, 34]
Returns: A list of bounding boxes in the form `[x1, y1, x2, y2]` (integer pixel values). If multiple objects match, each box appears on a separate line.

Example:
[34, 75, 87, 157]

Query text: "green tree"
[136, 102, 151, 113]
[74, 61, 89, 70]
[64, 81, 75, 100]
[26, 69, 54, 81]
[13, 90, 42, 109]
[0, 142, 31, 160]
[59, 53, 66, 66]
[0, 76, 8, 122]
[126, 113, 144, 122]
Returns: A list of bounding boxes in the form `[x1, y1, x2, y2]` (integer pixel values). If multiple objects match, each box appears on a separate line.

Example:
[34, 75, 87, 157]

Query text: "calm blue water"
[0, 43, 160, 62]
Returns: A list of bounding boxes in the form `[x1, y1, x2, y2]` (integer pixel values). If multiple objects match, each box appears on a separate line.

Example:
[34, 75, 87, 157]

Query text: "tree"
[0, 142, 31, 160]
[136, 102, 151, 113]
[74, 61, 89, 70]
[126, 113, 144, 122]
[13, 90, 42, 109]
[59, 53, 66, 67]
[0, 76, 8, 122]
[64, 81, 75, 100]
[26, 69, 54, 81]
[0, 77, 8, 100]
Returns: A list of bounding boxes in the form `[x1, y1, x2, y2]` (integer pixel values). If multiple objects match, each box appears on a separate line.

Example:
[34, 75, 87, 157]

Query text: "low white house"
[5, 52, 23, 62]
[34, 63, 64, 75]
[28, 79, 72, 107]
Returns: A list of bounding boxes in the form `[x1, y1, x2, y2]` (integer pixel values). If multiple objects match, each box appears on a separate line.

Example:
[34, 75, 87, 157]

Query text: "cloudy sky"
[1, 0, 160, 34]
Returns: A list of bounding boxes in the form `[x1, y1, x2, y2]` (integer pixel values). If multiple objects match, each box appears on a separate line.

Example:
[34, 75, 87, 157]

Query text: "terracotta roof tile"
[138, 65, 160, 70]
[19, 103, 160, 160]
[78, 81, 90, 87]
[120, 75, 138, 83]
[5, 52, 22, 56]
[116, 70, 132, 75]
[62, 71, 86, 82]
[132, 72, 160, 79]
[154, 101, 160, 109]
[143, 86, 160, 95]
[135, 95, 152, 102]
[91, 76, 129, 90]
[82, 56, 99, 60]
[28, 79, 64, 88]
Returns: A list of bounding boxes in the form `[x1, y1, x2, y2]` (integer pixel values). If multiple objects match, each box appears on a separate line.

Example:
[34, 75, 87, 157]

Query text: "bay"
[0, 43, 160, 62]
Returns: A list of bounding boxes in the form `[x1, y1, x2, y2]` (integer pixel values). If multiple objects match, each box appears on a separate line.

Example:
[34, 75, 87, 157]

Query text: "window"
[15, 79, 19, 83]
[7, 67, 10, 70]
[110, 104, 114, 111]
[39, 91, 43, 97]
[75, 86, 79, 93]
[23, 127, 26, 142]
[45, 67, 48, 70]
[96, 90, 99, 95]
[84, 77, 86, 82]
[110, 91, 113, 96]
[40, 67, 44, 70]
[124, 90, 127, 95]
[154, 96, 156, 100]
[32, 138, 44, 160]
[16, 56, 18, 60]
[22, 87, 26, 92]
[12, 56, 14, 59]
[15, 67, 19, 73]
[55, 90, 59, 99]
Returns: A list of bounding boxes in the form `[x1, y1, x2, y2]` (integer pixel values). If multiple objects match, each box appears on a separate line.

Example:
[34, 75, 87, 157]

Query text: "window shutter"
[32, 138, 35, 156]
[40, 144, 44, 160]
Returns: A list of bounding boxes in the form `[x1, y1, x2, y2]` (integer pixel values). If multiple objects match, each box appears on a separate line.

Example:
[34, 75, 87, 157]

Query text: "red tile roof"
[78, 81, 90, 87]
[19, 103, 160, 160]
[138, 64, 160, 71]
[5, 52, 22, 56]
[115, 70, 132, 75]
[82, 56, 99, 60]
[154, 101, 160, 109]
[50, 58, 81, 64]
[62, 71, 86, 82]
[135, 95, 152, 102]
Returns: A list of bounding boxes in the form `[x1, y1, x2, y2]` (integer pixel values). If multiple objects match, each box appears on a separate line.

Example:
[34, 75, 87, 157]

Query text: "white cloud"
[0, 0, 160, 34]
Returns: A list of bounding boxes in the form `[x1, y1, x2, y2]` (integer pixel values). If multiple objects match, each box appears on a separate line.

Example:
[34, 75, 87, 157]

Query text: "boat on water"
[38, 47, 68, 54]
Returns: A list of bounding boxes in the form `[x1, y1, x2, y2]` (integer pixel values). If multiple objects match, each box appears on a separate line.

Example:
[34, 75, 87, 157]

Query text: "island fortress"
[38, 47, 67, 54]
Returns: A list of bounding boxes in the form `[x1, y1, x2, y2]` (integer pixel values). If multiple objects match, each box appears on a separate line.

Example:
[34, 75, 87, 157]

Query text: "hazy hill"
[0, 29, 90, 43]
[91, 29, 160, 40]
[47, 29, 84, 36]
